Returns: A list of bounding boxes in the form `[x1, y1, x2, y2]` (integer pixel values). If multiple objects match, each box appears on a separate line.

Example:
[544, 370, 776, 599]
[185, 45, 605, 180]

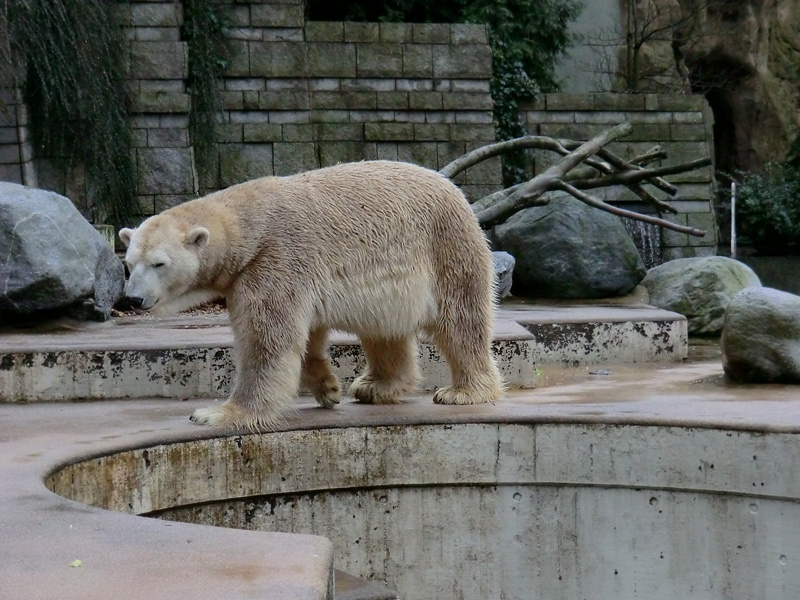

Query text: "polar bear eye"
[152, 262, 166, 268]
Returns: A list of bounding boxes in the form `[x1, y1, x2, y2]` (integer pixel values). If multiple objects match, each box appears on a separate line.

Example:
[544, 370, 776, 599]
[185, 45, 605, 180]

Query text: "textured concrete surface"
[4, 355, 800, 599]
[4, 303, 799, 599]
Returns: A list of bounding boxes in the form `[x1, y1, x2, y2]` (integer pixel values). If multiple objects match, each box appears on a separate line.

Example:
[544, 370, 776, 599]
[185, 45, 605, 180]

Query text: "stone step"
[0, 303, 687, 403]
[501, 303, 688, 366]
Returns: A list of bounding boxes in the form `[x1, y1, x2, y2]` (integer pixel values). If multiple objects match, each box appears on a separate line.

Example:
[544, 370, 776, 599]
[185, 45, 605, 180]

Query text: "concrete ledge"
[500, 303, 688, 365]
[0, 304, 686, 402]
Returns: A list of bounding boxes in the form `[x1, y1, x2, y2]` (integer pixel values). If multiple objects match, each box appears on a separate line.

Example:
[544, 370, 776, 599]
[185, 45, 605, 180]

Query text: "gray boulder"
[721, 287, 800, 383]
[492, 251, 515, 299]
[642, 256, 761, 336]
[493, 194, 646, 299]
[0, 182, 125, 323]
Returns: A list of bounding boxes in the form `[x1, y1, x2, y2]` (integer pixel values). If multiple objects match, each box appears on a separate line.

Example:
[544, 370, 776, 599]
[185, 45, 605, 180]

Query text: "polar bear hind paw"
[349, 375, 412, 404]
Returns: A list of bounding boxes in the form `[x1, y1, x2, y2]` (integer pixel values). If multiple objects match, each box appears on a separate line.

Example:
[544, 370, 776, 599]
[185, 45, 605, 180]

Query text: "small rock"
[492, 251, 515, 299]
[641, 256, 761, 335]
[721, 287, 800, 383]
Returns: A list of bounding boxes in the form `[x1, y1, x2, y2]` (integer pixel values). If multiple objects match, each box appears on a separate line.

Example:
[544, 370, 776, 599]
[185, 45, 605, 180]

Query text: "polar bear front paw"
[190, 405, 233, 427]
[310, 375, 342, 409]
[189, 400, 275, 430]
[432, 385, 492, 406]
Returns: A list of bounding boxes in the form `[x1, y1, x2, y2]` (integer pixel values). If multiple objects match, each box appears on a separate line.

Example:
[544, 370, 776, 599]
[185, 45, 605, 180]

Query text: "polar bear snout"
[122, 268, 161, 311]
[122, 293, 157, 311]
[125, 295, 146, 310]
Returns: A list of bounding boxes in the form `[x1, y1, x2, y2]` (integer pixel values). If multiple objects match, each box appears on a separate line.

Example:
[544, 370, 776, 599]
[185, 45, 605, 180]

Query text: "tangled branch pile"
[441, 122, 710, 237]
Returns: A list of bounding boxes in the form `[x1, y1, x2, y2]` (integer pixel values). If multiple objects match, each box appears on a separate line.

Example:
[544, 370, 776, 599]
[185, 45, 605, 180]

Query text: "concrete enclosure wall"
[47, 423, 800, 600]
[0, 0, 718, 257]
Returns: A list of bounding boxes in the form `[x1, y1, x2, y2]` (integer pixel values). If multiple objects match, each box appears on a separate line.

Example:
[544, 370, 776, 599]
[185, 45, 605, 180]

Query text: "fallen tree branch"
[573, 157, 712, 189]
[555, 182, 705, 236]
[562, 142, 679, 196]
[476, 123, 634, 228]
[441, 123, 711, 237]
[439, 135, 572, 179]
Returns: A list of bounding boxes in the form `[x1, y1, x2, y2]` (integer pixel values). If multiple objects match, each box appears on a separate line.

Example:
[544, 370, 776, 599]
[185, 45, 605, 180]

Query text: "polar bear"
[119, 160, 503, 428]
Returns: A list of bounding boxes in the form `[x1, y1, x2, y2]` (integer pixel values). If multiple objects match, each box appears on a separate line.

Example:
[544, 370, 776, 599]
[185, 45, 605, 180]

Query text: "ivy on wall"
[5, 0, 136, 228]
[1, 0, 229, 220]
[308, 0, 584, 185]
[182, 0, 228, 190]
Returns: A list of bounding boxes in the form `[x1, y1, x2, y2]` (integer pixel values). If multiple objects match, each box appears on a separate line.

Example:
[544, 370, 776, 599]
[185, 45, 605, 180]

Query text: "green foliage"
[489, 38, 536, 184]
[308, 0, 583, 185]
[734, 160, 800, 255]
[462, 0, 583, 184]
[460, 0, 581, 93]
[182, 0, 228, 186]
[7, 0, 136, 228]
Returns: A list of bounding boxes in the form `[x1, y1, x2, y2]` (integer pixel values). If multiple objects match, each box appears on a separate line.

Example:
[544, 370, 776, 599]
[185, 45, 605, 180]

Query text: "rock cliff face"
[681, 0, 800, 171]
[625, 0, 799, 171]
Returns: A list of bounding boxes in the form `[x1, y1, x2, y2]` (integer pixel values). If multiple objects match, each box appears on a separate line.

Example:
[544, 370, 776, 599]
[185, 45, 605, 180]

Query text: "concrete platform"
[14, 302, 790, 600]
[4, 353, 800, 598]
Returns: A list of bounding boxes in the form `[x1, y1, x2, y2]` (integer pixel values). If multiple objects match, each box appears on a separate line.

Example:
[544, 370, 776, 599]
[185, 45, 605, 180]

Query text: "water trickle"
[624, 220, 663, 269]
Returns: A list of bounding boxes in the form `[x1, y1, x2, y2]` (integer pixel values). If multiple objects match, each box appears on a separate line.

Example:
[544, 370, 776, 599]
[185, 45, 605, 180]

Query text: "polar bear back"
[168, 160, 493, 336]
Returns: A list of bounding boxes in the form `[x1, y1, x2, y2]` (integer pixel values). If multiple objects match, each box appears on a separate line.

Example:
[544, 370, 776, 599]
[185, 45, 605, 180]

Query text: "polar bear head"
[119, 216, 210, 315]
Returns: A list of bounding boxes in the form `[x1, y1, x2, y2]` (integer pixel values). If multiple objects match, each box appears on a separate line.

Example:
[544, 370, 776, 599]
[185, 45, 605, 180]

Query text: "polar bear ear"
[186, 226, 210, 248]
[119, 228, 135, 248]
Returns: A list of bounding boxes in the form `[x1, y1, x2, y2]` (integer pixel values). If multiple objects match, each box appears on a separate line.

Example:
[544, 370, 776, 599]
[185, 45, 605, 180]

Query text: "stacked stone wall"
[212, 11, 498, 203]
[0, 0, 718, 257]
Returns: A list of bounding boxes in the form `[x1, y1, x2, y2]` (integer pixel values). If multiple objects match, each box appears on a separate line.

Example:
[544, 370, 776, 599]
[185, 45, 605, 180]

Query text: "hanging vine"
[5, 0, 136, 228]
[182, 0, 228, 190]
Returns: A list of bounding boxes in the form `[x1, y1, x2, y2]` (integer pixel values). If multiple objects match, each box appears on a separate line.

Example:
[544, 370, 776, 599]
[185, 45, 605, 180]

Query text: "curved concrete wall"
[47, 423, 800, 600]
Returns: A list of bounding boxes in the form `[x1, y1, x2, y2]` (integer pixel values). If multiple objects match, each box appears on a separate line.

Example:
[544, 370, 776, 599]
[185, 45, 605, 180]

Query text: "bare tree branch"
[439, 135, 571, 180]
[555, 182, 705, 237]
[561, 141, 678, 195]
[476, 123, 634, 228]
[440, 123, 711, 237]
[573, 157, 712, 188]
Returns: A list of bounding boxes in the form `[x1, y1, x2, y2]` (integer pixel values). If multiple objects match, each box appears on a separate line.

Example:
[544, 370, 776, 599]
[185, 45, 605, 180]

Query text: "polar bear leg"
[190, 339, 304, 429]
[191, 293, 306, 429]
[428, 324, 504, 406]
[300, 327, 341, 409]
[349, 336, 420, 404]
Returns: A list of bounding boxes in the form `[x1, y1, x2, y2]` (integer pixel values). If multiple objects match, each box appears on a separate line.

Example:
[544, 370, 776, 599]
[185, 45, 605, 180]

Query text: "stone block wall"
[105, 0, 500, 214]
[118, 1, 196, 216]
[0, 85, 36, 188]
[212, 7, 499, 202]
[519, 93, 717, 260]
[0, 0, 718, 258]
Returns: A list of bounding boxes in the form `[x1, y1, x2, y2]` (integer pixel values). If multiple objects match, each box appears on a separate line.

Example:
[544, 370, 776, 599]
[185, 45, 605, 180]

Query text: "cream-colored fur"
[119, 160, 503, 429]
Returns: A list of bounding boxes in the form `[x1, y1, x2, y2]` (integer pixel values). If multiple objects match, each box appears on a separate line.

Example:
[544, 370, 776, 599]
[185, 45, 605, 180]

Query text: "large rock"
[493, 195, 646, 299]
[641, 257, 761, 335]
[0, 182, 125, 323]
[721, 287, 800, 383]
